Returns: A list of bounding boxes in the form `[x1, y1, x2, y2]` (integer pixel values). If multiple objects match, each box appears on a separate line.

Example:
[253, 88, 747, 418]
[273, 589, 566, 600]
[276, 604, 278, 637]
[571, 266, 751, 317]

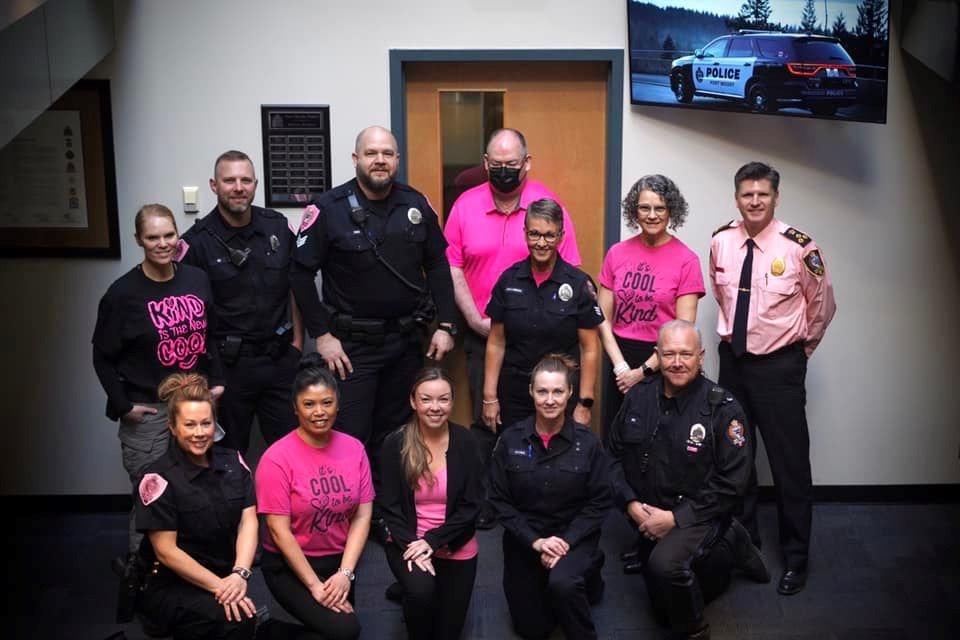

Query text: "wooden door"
[404, 60, 609, 429]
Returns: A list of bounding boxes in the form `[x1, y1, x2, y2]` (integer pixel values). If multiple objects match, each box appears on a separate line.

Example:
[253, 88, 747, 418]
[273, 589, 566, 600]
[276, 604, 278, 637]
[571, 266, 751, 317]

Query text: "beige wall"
[0, 0, 957, 494]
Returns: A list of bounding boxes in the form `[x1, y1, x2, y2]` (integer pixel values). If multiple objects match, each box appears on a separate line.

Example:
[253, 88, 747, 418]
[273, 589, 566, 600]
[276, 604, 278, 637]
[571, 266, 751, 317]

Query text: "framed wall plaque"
[261, 105, 332, 208]
[0, 79, 120, 257]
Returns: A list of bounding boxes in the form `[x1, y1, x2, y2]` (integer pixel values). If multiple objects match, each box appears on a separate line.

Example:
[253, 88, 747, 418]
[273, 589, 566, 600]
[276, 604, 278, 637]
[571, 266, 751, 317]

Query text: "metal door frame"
[389, 49, 624, 252]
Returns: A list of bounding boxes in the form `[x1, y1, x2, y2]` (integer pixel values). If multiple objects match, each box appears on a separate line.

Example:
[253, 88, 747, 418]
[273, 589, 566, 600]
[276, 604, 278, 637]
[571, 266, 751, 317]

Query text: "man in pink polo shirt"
[444, 128, 582, 424]
[710, 161, 836, 596]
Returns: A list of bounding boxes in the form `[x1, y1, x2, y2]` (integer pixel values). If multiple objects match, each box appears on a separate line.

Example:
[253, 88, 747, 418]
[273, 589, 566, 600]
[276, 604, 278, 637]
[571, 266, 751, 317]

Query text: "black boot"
[728, 518, 770, 583]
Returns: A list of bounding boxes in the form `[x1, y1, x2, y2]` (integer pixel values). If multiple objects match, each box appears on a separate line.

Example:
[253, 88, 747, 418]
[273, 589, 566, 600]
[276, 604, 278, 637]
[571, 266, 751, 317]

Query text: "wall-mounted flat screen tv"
[627, 1, 889, 123]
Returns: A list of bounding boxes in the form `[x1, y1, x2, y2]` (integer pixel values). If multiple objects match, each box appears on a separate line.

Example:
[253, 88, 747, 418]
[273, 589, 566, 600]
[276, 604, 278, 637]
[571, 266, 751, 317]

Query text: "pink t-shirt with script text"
[599, 235, 705, 342]
[257, 430, 374, 557]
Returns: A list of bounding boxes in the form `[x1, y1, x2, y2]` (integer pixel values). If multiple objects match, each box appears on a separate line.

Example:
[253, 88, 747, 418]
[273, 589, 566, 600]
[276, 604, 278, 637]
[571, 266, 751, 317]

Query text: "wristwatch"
[577, 397, 595, 409]
[338, 567, 356, 582]
[232, 566, 252, 580]
[640, 364, 655, 378]
[437, 323, 458, 337]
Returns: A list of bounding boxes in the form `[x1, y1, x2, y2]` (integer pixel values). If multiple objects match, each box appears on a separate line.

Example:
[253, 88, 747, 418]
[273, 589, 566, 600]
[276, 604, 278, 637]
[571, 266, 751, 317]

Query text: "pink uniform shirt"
[710, 218, 836, 357]
[444, 179, 582, 319]
[414, 466, 478, 560]
[599, 235, 705, 342]
[256, 430, 374, 557]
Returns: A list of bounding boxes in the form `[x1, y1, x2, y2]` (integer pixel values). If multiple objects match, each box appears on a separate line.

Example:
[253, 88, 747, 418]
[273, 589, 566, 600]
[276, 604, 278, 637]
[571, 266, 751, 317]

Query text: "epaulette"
[783, 227, 812, 247]
[327, 183, 354, 201]
[712, 220, 735, 236]
[256, 205, 286, 220]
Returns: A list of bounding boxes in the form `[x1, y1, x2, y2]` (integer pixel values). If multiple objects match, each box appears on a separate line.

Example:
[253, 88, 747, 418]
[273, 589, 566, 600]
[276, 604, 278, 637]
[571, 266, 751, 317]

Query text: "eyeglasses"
[525, 229, 562, 243]
[486, 157, 527, 170]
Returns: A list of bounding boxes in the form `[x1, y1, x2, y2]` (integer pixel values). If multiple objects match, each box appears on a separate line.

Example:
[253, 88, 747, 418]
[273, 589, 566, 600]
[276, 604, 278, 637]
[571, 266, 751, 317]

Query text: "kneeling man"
[608, 320, 768, 639]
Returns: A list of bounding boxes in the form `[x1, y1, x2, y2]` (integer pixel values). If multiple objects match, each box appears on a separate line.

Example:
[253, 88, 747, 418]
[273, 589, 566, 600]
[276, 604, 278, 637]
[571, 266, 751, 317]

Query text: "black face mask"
[488, 166, 523, 194]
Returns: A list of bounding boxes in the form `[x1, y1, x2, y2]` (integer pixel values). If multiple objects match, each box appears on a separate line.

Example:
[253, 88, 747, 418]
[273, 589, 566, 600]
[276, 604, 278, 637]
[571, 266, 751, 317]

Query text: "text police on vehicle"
[670, 31, 858, 117]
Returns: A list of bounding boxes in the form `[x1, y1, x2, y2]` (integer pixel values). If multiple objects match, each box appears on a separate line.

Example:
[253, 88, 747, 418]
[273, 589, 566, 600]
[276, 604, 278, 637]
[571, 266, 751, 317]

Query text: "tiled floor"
[6, 503, 959, 639]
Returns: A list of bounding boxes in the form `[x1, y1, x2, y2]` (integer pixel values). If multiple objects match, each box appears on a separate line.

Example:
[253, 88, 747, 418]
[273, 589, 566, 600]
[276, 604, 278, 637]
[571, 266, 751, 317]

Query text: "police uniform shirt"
[290, 178, 456, 337]
[178, 206, 295, 342]
[489, 416, 612, 548]
[607, 375, 752, 528]
[710, 218, 836, 357]
[136, 444, 255, 576]
[485, 256, 604, 372]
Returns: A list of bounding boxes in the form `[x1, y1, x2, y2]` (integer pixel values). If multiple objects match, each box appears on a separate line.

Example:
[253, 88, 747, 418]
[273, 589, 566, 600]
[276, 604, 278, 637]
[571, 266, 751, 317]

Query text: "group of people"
[93, 124, 835, 640]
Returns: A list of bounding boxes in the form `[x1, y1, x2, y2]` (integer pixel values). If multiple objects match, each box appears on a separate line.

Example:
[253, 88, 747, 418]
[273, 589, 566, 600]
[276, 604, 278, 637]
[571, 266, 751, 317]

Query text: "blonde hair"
[157, 372, 214, 423]
[400, 368, 454, 489]
[135, 203, 177, 238]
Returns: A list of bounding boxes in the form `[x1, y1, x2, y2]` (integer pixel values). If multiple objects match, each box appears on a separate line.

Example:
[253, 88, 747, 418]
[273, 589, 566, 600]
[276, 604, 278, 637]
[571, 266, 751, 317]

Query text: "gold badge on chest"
[770, 257, 786, 276]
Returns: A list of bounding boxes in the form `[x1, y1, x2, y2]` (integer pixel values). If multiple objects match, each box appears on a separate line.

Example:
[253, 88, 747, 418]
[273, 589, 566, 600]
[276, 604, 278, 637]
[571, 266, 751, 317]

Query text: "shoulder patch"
[712, 220, 735, 237]
[174, 238, 189, 262]
[726, 419, 746, 448]
[583, 278, 598, 301]
[803, 249, 826, 277]
[783, 227, 812, 247]
[299, 204, 320, 234]
[139, 473, 168, 506]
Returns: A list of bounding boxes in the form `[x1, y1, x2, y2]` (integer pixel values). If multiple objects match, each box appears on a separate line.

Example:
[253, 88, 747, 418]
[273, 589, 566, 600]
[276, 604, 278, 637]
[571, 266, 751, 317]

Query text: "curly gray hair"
[621, 174, 689, 231]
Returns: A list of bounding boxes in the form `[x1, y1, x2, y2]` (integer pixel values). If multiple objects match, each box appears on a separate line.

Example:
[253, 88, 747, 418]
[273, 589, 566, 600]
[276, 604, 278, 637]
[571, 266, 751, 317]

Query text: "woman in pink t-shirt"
[256, 354, 374, 640]
[378, 367, 483, 640]
[598, 175, 705, 431]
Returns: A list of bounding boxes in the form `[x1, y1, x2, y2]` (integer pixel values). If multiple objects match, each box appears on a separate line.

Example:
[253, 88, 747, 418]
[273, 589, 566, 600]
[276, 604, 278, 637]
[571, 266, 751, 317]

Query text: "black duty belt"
[330, 313, 419, 343]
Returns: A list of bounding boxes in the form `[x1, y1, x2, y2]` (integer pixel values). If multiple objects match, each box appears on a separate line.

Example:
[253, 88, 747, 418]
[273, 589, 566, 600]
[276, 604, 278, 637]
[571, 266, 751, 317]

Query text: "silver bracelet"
[482, 398, 499, 405]
[612, 362, 630, 375]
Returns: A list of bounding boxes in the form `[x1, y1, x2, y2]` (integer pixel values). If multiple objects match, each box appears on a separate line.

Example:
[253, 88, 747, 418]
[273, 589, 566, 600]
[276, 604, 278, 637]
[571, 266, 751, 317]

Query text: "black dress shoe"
[623, 560, 644, 575]
[728, 519, 770, 583]
[620, 548, 642, 563]
[777, 568, 807, 595]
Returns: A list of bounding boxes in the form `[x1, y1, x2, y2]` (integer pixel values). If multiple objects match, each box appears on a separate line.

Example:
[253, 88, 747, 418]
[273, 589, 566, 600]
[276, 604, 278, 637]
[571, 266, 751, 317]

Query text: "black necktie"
[731, 239, 755, 357]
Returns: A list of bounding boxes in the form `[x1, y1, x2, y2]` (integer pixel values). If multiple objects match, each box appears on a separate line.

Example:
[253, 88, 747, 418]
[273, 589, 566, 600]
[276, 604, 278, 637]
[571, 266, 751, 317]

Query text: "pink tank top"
[414, 466, 478, 560]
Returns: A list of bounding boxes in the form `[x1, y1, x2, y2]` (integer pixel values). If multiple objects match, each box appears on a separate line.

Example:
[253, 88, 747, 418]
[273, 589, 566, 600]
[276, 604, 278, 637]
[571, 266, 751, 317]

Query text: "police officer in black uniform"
[134, 372, 257, 640]
[289, 126, 456, 507]
[489, 353, 611, 640]
[482, 198, 603, 432]
[178, 150, 302, 453]
[607, 320, 768, 640]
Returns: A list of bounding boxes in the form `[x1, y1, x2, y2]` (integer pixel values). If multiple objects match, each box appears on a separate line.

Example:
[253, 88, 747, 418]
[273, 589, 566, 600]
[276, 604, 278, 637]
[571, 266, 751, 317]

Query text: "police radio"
[207, 229, 251, 268]
[347, 192, 369, 227]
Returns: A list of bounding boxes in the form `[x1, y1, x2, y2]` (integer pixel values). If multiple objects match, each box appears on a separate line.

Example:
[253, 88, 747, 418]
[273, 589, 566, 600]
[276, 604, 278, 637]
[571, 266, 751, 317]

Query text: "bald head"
[355, 126, 398, 153]
[353, 125, 400, 198]
[485, 128, 527, 156]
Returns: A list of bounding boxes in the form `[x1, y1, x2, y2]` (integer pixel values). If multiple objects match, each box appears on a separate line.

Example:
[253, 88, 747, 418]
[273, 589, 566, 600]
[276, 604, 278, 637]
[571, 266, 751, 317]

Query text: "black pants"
[502, 531, 603, 640]
[218, 345, 299, 453]
[463, 328, 487, 426]
[137, 576, 256, 640]
[337, 331, 423, 493]
[261, 550, 361, 640]
[384, 544, 477, 640]
[601, 336, 655, 440]
[718, 340, 812, 569]
[634, 519, 734, 634]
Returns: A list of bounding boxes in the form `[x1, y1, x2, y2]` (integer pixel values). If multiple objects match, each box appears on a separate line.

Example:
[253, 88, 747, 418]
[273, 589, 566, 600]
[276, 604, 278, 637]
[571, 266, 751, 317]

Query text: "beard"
[218, 192, 250, 217]
[357, 167, 395, 195]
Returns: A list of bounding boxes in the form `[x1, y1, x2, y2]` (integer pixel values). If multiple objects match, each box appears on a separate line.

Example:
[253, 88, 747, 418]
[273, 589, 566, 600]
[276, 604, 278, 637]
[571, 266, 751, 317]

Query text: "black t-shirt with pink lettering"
[92, 264, 223, 420]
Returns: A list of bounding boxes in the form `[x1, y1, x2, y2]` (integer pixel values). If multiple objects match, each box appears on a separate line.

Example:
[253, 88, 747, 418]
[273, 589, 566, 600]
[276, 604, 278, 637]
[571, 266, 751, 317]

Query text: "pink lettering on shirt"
[307, 463, 356, 533]
[147, 295, 207, 369]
